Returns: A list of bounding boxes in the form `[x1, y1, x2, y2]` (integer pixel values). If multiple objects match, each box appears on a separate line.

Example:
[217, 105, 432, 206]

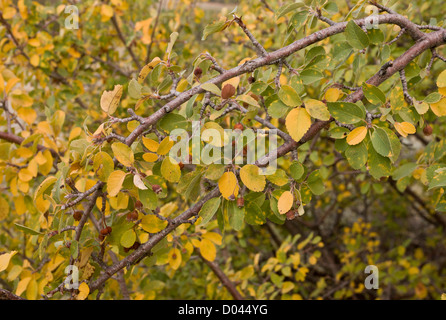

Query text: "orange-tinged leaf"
[285, 107, 312, 143]
[200, 238, 216, 261]
[77, 282, 90, 300]
[394, 122, 416, 137]
[142, 137, 159, 152]
[107, 170, 127, 197]
[0, 251, 17, 272]
[346, 126, 367, 145]
[278, 191, 293, 214]
[218, 171, 239, 200]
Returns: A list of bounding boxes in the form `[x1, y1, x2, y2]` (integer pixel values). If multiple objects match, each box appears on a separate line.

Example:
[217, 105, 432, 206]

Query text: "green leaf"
[368, 141, 392, 179]
[371, 127, 401, 163]
[245, 201, 266, 225]
[199, 197, 221, 226]
[228, 200, 244, 231]
[345, 20, 369, 50]
[290, 161, 305, 181]
[428, 168, 446, 189]
[300, 69, 323, 85]
[138, 188, 158, 210]
[14, 223, 42, 236]
[345, 141, 368, 170]
[307, 170, 325, 195]
[160, 157, 181, 183]
[202, 19, 230, 40]
[159, 113, 188, 133]
[201, 82, 221, 96]
[128, 78, 142, 100]
[327, 101, 365, 124]
[362, 83, 386, 104]
[276, 2, 304, 19]
[392, 163, 418, 180]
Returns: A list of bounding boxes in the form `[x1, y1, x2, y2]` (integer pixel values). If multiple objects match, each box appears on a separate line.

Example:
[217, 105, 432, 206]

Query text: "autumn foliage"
[1, 0, 446, 300]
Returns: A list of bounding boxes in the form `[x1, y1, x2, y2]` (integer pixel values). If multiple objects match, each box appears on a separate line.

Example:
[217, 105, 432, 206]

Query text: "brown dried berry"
[237, 197, 244, 208]
[248, 76, 256, 84]
[98, 234, 105, 242]
[221, 84, 236, 99]
[234, 123, 244, 131]
[228, 194, 236, 201]
[100, 228, 109, 236]
[179, 162, 184, 170]
[194, 66, 202, 78]
[73, 210, 83, 221]
[106, 226, 112, 234]
[423, 124, 433, 136]
[286, 210, 297, 221]
[123, 247, 131, 253]
[152, 184, 162, 194]
[127, 210, 139, 221]
[135, 200, 143, 210]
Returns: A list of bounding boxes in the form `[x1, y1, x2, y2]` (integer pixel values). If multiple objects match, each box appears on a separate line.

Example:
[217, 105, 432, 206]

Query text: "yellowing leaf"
[394, 122, 416, 138]
[161, 157, 181, 183]
[0, 251, 17, 272]
[285, 107, 312, 142]
[142, 137, 159, 152]
[200, 238, 216, 261]
[107, 170, 127, 197]
[239, 164, 266, 192]
[120, 229, 136, 248]
[142, 153, 158, 162]
[346, 126, 367, 145]
[5, 78, 20, 94]
[168, 248, 182, 270]
[30, 55, 39, 67]
[111, 142, 134, 167]
[140, 214, 168, 233]
[305, 99, 330, 121]
[77, 282, 90, 300]
[100, 84, 123, 115]
[157, 137, 174, 155]
[3, 7, 17, 19]
[430, 97, 446, 117]
[202, 232, 222, 245]
[436, 70, 446, 88]
[218, 171, 239, 200]
[278, 191, 293, 214]
[16, 277, 31, 296]
[324, 88, 341, 102]
[0, 196, 10, 221]
[138, 57, 162, 83]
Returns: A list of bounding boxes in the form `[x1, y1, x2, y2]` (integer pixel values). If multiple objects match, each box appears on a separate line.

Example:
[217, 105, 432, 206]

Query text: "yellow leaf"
[160, 156, 181, 183]
[77, 282, 90, 300]
[30, 55, 40, 67]
[17, 107, 37, 125]
[16, 277, 31, 296]
[202, 232, 222, 245]
[0, 196, 10, 220]
[430, 97, 446, 117]
[305, 99, 330, 121]
[26, 279, 37, 300]
[107, 170, 127, 197]
[5, 77, 20, 95]
[324, 88, 341, 102]
[140, 214, 168, 233]
[168, 248, 182, 270]
[346, 126, 367, 145]
[100, 84, 123, 115]
[218, 171, 239, 200]
[394, 122, 416, 138]
[138, 57, 162, 83]
[157, 137, 174, 155]
[3, 7, 17, 19]
[142, 137, 159, 152]
[0, 251, 17, 272]
[100, 4, 114, 21]
[111, 142, 134, 167]
[142, 153, 158, 162]
[239, 164, 266, 192]
[278, 191, 293, 214]
[200, 238, 216, 262]
[285, 107, 312, 143]
[437, 70, 446, 87]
